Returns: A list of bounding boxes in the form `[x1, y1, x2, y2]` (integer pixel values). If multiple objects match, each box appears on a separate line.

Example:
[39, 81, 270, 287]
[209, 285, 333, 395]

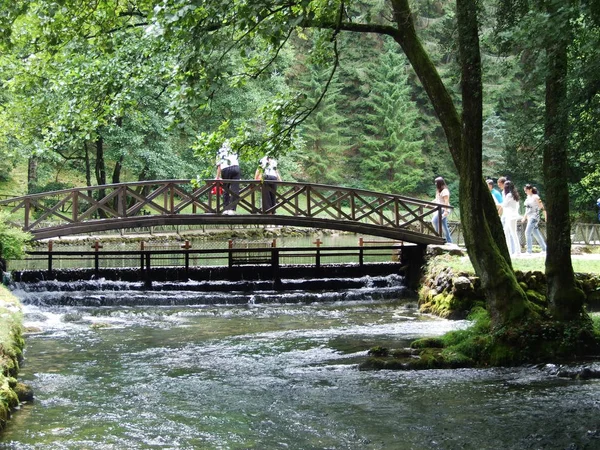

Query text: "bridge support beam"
[400, 244, 427, 290]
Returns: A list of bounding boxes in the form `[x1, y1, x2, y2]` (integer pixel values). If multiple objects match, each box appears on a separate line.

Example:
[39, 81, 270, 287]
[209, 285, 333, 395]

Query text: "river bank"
[419, 250, 600, 319]
[0, 285, 31, 433]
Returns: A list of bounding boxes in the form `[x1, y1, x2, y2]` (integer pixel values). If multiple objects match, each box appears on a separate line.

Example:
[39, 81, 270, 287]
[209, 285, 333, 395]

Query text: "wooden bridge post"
[140, 241, 145, 271]
[313, 238, 322, 269]
[358, 237, 364, 267]
[91, 240, 103, 277]
[47, 240, 53, 278]
[261, 182, 266, 214]
[228, 239, 233, 268]
[181, 240, 192, 274]
[145, 251, 151, 288]
[400, 244, 427, 290]
[271, 239, 281, 286]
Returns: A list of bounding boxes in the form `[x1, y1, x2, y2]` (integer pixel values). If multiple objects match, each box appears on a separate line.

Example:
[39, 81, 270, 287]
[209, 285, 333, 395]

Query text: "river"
[1, 276, 600, 450]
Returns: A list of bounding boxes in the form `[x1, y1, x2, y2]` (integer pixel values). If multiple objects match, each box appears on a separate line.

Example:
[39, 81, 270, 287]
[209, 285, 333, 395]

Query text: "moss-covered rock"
[14, 382, 34, 402]
[419, 255, 600, 320]
[410, 337, 444, 349]
[359, 345, 475, 371]
[0, 284, 32, 434]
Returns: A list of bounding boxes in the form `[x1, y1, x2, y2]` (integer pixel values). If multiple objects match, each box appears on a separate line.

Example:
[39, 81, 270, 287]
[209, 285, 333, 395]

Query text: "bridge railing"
[0, 179, 448, 241]
[13, 243, 403, 274]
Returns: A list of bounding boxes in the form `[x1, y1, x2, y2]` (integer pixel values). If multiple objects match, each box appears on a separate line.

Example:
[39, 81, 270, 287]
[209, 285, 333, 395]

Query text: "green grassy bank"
[0, 284, 31, 433]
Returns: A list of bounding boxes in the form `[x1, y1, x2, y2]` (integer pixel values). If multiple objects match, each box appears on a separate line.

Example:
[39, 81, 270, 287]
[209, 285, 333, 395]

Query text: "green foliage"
[0, 211, 31, 261]
[358, 40, 425, 194]
[0, 0, 598, 221]
[295, 66, 351, 185]
[440, 307, 493, 362]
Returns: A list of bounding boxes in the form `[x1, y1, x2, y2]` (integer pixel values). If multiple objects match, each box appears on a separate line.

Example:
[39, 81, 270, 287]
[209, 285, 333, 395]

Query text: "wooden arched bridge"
[0, 179, 448, 244]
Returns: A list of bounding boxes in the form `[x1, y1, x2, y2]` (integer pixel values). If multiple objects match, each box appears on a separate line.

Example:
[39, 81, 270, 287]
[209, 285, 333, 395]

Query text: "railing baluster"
[73, 191, 79, 222]
[24, 198, 30, 230]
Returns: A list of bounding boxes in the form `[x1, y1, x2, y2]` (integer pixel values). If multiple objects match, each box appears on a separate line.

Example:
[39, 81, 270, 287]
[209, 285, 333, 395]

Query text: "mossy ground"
[361, 253, 600, 371]
[361, 307, 600, 370]
[0, 284, 29, 432]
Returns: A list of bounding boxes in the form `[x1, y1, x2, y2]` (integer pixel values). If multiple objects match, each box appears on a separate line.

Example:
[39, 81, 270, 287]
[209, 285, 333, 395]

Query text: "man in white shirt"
[254, 155, 282, 213]
[215, 141, 240, 213]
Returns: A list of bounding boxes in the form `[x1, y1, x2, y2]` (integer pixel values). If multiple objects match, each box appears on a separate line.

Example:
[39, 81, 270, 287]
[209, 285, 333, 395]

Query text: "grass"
[0, 161, 88, 198]
[441, 252, 600, 275]
[0, 163, 28, 197]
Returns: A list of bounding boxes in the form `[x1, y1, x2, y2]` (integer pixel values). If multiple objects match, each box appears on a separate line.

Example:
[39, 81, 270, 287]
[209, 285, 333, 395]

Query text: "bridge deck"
[0, 179, 448, 245]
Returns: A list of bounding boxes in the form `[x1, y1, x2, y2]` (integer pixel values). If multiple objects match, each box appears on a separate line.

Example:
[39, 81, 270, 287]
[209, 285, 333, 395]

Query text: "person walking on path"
[432, 176, 452, 243]
[215, 140, 240, 214]
[502, 180, 521, 257]
[254, 155, 282, 214]
[522, 184, 547, 255]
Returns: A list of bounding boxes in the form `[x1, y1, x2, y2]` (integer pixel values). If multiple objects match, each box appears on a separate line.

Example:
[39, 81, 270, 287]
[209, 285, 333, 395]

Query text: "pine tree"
[296, 66, 352, 185]
[359, 40, 424, 194]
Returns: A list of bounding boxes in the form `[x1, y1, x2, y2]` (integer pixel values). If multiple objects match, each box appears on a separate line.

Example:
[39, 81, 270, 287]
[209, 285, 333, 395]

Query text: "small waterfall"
[9, 274, 413, 307]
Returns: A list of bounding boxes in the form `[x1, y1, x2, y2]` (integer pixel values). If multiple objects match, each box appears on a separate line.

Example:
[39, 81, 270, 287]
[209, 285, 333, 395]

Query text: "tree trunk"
[27, 156, 38, 193]
[84, 141, 92, 187]
[390, 0, 529, 326]
[112, 155, 123, 185]
[94, 134, 107, 218]
[543, 14, 586, 320]
[112, 117, 123, 185]
[94, 135, 106, 187]
[456, 0, 530, 324]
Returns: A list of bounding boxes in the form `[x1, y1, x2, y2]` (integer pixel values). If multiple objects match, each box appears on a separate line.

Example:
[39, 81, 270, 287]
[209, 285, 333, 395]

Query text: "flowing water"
[2, 276, 600, 450]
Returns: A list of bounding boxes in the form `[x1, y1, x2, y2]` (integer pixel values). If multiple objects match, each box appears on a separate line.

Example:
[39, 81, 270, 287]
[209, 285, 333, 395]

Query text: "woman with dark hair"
[502, 180, 521, 257]
[432, 176, 452, 243]
[522, 184, 547, 255]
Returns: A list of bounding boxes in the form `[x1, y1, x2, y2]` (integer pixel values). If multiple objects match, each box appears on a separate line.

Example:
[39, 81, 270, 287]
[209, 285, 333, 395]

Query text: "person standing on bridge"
[216, 140, 241, 214]
[255, 155, 282, 214]
[432, 176, 452, 244]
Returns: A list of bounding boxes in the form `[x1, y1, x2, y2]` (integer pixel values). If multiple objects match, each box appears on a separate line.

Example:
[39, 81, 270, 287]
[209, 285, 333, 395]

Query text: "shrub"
[0, 212, 32, 270]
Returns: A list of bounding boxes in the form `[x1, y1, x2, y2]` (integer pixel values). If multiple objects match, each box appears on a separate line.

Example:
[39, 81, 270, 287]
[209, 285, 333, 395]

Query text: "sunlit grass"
[0, 162, 28, 197]
[439, 252, 600, 275]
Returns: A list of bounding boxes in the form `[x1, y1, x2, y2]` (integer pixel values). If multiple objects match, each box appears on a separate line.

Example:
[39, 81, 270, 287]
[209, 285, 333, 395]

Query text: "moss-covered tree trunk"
[454, 0, 531, 324]
[390, 0, 531, 327]
[543, 12, 586, 320]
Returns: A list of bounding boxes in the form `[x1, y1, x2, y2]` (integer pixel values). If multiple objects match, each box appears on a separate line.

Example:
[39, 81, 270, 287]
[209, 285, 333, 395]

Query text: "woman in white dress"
[501, 180, 521, 257]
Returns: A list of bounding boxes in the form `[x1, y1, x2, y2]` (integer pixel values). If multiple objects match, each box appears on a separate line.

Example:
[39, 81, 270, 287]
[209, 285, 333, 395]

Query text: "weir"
[11, 273, 413, 307]
[10, 241, 428, 289]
